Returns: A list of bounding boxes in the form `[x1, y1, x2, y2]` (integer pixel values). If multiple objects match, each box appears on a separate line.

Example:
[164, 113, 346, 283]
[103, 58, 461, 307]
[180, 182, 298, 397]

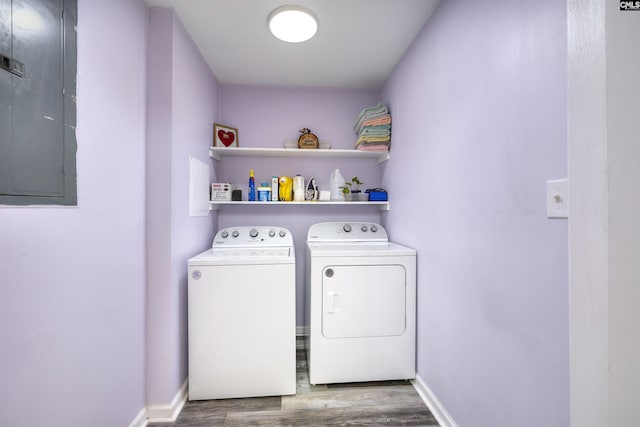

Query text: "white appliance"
[305, 222, 416, 385]
[188, 226, 296, 400]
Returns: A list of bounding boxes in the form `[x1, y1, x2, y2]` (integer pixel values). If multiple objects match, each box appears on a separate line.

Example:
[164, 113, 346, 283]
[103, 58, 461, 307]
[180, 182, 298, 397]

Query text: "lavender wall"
[382, 1, 568, 426]
[217, 85, 381, 324]
[146, 8, 219, 404]
[0, 0, 148, 425]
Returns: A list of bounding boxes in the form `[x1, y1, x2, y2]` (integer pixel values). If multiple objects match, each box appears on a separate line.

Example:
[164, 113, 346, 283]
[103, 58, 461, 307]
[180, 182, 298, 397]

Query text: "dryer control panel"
[307, 222, 388, 243]
[212, 226, 293, 247]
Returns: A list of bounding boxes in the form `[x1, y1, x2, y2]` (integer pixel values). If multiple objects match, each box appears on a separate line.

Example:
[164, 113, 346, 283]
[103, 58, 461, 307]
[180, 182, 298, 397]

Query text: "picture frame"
[213, 124, 239, 148]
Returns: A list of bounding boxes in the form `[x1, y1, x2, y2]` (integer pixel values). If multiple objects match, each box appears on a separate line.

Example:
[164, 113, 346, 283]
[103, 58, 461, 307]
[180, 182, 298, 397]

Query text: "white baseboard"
[411, 374, 458, 427]
[129, 379, 189, 427]
[129, 407, 147, 427]
[296, 326, 308, 350]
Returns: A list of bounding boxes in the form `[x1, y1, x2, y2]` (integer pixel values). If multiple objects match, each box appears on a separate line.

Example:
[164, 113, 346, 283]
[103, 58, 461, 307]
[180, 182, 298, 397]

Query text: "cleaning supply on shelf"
[329, 169, 345, 201]
[279, 176, 292, 201]
[248, 169, 256, 201]
[257, 182, 271, 201]
[271, 176, 279, 201]
[293, 175, 305, 201]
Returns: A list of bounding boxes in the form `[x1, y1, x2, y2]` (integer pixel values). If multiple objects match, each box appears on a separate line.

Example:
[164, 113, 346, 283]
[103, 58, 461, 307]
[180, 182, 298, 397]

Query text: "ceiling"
[143, 0, 440, 88]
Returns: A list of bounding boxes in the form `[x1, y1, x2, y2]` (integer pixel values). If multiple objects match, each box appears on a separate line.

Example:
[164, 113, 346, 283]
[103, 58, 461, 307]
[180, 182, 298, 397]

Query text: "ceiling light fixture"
[268, 5, 318, 43]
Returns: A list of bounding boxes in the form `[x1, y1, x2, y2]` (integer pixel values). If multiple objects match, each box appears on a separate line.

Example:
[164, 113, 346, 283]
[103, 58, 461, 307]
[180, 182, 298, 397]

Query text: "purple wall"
[382, 0, 568, 426]
[0, 0, 148, 425]
[146, 8, 219, 404]
[217, 85, 382, 324]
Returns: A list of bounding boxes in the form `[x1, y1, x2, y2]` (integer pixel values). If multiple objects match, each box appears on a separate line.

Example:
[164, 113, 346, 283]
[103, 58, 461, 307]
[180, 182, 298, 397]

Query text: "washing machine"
[305, 222, 416, 385]
[188, 226, 296, 400]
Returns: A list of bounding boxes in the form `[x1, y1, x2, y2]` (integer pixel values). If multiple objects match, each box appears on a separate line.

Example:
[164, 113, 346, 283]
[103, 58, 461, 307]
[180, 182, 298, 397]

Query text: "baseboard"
[296, 326, 308, 350]
[129, 379, 189, 427]
[129, 407, 148, 427]
[411, 374, 458, 427]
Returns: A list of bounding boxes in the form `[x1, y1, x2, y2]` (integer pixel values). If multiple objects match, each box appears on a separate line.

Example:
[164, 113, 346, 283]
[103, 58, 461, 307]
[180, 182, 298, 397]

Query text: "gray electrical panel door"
[0, 0, 77, 205]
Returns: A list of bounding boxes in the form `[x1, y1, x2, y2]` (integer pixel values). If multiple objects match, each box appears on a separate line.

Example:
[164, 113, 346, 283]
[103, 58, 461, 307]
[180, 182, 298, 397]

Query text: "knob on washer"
[371, 225, 378, 232]
[221, 231, 229, 238]
[361, 225, 368, 232]
[269, 230, 276, 237]
[279, 230, 286, 237]
[232, 230, 239, 238]
[343, 224, 352, 232]
[250, 228, 258, 238]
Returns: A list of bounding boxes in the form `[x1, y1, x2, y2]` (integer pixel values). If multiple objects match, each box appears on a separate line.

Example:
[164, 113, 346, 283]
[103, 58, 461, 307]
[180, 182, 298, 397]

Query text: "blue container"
[366, 189, 388, 201]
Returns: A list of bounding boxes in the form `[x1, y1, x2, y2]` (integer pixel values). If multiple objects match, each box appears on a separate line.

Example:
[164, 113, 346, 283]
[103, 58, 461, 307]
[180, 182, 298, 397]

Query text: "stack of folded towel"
[353, 102, 391, 152]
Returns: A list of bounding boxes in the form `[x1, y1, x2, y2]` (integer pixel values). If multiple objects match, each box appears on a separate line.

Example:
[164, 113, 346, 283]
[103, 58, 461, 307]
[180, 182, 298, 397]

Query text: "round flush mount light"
[268, 5, 318, 43]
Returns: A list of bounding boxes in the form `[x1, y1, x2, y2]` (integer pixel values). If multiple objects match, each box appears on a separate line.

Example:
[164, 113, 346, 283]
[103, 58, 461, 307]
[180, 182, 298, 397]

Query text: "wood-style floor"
[150, 343, 438, 426]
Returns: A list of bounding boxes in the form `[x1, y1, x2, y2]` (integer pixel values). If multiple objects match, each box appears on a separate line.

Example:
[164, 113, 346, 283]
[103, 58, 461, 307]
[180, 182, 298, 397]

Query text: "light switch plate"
[546, 179, 569, 219]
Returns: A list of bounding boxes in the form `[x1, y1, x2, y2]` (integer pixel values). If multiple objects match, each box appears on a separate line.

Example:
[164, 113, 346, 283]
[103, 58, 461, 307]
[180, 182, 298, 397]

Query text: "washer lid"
[188, 248, 295, 265]
[307, 241, 415, 257]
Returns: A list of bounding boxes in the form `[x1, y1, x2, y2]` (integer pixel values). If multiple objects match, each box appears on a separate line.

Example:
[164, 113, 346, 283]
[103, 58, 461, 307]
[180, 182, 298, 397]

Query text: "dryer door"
[322, 264, 406, 338]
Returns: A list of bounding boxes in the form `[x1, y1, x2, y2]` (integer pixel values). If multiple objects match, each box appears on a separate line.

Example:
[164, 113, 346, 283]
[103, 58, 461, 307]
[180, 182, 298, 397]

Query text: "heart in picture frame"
[213, 124, 238, 148]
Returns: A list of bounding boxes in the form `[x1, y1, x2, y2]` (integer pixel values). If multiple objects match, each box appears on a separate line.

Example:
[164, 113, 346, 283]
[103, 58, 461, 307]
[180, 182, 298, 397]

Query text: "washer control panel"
[307, 222, 388, 242]
[213, 226, 293, 247]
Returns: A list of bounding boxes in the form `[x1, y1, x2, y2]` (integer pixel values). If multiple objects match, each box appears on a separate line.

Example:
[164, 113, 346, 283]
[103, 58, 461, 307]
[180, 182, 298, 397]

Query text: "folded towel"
[358, 125, 391, 137]
[357, 144, 390, 152]
[356, 134, 391, 145]
[355, 139, 391, 149]
[360, 115, 391, 128]
[359, 130, 390, 139]
[355, 141, 390, 149]
[354, 102, 389, 132]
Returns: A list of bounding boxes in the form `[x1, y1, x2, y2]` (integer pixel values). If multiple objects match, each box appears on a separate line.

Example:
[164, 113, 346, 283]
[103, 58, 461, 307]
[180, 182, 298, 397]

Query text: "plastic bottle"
[271, 176, 279, 201]
[293, 175, 305, 201]
[329, 169, 345, 201]
[248, 169, 256, 201]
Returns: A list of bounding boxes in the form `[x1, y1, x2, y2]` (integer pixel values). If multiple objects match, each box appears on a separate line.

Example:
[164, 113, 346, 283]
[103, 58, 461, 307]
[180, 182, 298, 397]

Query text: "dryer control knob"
[361, 225, 368, 232]
[371, 225, 378, 232]
[221, 231, 229, 238]
[269, 230, 276, 237]
[279, 230, 286, 237]
[250, 228, 258, 238]
[343, 224, 352, 232]
[232, 230, 239, 238]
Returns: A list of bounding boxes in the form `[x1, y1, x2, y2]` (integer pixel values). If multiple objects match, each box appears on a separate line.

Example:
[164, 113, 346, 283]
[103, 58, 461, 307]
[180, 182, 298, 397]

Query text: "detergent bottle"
[329, 169, 345, 201]
[278, 176, 293, 201]
[248, 169, 256, 201]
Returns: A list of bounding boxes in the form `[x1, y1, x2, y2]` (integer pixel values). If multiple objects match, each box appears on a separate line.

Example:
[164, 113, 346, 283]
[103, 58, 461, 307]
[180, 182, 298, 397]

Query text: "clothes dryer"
[305, 222, 416, 385]
[188, 226, 296, 400]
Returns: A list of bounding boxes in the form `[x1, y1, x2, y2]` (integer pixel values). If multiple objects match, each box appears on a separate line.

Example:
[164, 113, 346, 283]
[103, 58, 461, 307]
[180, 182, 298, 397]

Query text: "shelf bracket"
[209, 149, 221, 161]
[377, 153, 390, 164]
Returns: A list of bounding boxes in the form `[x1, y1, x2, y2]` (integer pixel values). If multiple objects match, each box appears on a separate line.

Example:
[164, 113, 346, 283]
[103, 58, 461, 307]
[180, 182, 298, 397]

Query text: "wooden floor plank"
[149, 340, 438, 426]
[224, 404, 438, 426]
